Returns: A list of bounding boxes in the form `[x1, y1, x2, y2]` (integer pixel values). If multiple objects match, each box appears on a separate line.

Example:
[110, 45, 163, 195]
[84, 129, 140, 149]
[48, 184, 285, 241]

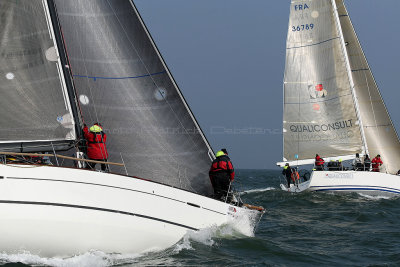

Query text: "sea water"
[1, 169, 400, 266]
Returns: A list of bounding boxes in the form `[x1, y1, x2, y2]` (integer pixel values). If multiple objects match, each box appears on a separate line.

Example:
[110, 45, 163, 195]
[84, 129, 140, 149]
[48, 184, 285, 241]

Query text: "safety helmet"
[216, 151, 225, 157]
[89, 125, 103, 133]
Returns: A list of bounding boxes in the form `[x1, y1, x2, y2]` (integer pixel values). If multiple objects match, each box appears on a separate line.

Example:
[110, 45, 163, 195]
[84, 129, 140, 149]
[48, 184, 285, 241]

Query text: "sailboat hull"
[307, 171, 400, 196]
[0, 164, 261, 257]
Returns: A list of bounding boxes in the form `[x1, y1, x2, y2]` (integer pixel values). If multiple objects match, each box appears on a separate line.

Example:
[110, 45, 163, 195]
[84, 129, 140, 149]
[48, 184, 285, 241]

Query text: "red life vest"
[83, 126, 109, 160]
[371, 157, 383, 172]
[209, 155, 235, 181]
[291, 171, 300, 182]
[315, 156, 325, 166]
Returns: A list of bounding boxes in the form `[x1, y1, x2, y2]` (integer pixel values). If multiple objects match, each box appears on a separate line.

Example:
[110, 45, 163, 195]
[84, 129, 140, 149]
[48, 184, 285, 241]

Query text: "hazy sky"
[134, 0, 400, 169]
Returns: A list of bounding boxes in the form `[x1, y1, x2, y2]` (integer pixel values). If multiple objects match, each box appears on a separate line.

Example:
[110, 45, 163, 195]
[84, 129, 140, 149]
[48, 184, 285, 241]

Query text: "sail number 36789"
[292, 24, 314, 31]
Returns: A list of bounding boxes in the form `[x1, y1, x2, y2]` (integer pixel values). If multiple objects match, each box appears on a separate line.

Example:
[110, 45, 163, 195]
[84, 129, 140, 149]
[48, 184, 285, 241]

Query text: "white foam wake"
[0, 250, 140, 267]
[241, 187, 275, 195]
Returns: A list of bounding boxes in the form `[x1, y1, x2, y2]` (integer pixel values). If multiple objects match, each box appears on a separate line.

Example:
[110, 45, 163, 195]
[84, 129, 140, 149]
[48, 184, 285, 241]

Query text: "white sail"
[335, 0, 400, 174]
[282, 0, 364, 163]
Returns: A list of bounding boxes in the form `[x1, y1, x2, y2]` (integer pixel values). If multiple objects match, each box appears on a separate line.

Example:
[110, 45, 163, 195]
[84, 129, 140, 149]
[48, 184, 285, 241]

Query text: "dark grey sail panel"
[54, 0, 214, 196]
[283, 0, 363, 162]
[337, 0, 400, 174]
[0, 0, 76, 150]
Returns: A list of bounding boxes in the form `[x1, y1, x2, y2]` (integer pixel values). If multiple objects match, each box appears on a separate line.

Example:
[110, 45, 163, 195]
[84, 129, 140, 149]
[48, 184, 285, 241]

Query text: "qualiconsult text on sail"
[288, 119, 354, 133]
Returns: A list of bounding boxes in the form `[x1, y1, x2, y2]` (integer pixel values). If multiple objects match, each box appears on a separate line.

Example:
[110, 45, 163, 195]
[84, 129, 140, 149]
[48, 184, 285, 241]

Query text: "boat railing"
[0, 151, 125, 169]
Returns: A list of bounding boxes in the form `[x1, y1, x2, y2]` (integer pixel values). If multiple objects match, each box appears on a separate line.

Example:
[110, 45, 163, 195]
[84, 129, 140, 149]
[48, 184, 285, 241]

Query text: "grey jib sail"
[283, 0, 363, 163]
[0, 0, 77, 152]
[336, 0, 400, 174]
[54, 0, 214, 196]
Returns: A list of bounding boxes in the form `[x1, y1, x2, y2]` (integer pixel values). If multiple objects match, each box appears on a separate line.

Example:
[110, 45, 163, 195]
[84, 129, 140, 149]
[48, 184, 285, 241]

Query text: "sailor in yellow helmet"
[83, 122, 109, 172]
[282, 163, 293, 189]
[209, 148, 235, 200]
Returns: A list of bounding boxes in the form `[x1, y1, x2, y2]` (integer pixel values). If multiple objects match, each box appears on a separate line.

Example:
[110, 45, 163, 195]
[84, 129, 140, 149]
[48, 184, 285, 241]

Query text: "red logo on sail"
[315, 84, 324, 91]
[312, 104, 320, 111]
[308, 83, 327, 99]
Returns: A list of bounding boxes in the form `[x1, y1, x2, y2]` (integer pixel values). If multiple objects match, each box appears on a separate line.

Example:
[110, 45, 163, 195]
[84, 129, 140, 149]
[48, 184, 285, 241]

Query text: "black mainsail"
[53, 0, 214, 196]
[0, 0, 78, 152]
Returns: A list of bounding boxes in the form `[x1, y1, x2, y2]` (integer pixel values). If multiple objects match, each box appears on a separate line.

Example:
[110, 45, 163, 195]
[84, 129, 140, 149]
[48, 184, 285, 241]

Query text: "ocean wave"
[357, 193, 392, 200]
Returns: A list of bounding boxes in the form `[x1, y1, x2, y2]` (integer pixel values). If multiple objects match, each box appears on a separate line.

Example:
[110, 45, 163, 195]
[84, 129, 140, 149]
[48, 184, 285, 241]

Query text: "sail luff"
[128, 0, 215, 160]
[330, 0, 368, 155]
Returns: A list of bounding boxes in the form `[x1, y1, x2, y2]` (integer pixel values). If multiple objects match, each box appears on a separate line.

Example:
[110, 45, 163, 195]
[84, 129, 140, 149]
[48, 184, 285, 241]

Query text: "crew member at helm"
[209, 149, 235, 200]
[83, 123, 109, 172]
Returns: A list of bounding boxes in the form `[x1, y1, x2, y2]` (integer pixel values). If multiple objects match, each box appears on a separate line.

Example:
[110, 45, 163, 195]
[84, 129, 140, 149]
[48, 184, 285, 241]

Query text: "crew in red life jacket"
[315, 154, 325, 171]
[83, 123, 109, 172]
[371, 154, 383, 172]
[209, 149, 235, 200]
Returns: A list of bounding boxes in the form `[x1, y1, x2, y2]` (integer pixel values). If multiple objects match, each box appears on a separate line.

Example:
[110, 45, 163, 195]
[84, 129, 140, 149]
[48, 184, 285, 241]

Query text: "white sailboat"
[277, 0, 400, 196]
[0, 0, 264, 257]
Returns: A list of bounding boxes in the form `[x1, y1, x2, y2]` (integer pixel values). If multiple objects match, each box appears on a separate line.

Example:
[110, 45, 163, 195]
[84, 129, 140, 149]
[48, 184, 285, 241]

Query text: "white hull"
[281, 171, 400, 196]
[0, 164, 262, 257]
[280, 180, 311, 193]
[308, 171, 400, 196]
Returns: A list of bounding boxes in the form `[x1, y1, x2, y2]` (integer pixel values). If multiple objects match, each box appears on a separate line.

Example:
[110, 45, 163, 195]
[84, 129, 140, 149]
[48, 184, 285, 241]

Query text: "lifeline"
[289, 119, 353, 133]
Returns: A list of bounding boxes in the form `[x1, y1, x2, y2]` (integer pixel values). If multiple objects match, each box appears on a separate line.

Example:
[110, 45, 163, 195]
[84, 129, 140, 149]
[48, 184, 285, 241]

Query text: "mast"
[331, 0, 368, 156]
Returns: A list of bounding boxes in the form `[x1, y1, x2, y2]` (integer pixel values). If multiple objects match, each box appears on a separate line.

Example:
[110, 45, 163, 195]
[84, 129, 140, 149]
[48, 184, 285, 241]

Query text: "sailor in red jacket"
[315, 154, 325, 171]
[371, 154, 383, 172]
[209, 149, 235, 200]
[83, 123, 109, 172]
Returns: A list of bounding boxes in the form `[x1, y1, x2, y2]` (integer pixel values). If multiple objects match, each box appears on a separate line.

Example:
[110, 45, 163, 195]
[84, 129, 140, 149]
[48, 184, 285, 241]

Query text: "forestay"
[283, 0, 363, 163]
[54, 0, 214, 196]
[335, 0, 400, 174]
[0, 0, 77, 152]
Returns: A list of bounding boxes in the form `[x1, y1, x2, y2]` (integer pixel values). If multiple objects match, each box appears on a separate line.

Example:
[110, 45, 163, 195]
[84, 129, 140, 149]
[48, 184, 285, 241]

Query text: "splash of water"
[0, 250, 140, 267]
[173, 207, 263, 253]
